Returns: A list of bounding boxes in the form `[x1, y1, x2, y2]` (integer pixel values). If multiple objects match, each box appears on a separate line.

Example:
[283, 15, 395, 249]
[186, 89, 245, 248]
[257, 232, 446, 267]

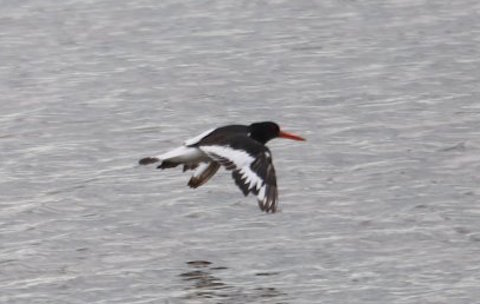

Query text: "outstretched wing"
[187, 162, 221, 188]
[199, 139, 278, 213]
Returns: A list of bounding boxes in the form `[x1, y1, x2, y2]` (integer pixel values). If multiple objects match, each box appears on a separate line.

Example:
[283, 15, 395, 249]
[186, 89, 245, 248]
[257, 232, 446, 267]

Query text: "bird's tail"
[139, 157, 159, 165]
[138, 146, 206, 169]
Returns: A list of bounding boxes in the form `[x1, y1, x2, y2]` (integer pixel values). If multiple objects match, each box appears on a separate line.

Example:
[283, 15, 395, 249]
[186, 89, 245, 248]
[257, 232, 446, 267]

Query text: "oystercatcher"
[139, 121, 305, 213]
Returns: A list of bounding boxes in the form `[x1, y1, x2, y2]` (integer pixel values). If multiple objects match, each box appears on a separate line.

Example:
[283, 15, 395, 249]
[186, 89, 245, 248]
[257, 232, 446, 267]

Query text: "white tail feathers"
[139, 146, 208, 167]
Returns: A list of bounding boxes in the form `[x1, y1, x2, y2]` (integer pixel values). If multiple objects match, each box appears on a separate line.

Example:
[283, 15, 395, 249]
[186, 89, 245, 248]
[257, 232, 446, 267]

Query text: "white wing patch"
[193, 162, 213, 178]
[199, 146, 264, 191]
[236, 165, 264, 192]
[199, 145, 274, 211]
[184, 128, 215, 146]
[200, 145, 254, 167]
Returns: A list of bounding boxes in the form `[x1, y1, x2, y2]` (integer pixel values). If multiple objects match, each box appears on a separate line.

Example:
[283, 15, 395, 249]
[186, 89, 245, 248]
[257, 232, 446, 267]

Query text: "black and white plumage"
[139, 122, 305, 213]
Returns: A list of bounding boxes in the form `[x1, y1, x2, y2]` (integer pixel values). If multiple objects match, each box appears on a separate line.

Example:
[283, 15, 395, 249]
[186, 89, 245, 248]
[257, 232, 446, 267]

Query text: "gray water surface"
[1, 1, 480, 303]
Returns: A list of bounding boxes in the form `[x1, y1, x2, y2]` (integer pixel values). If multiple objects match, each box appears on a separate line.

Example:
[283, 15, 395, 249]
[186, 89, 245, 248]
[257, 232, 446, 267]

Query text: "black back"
[193, 122, 280, 146]
[192, 125, 249, 147]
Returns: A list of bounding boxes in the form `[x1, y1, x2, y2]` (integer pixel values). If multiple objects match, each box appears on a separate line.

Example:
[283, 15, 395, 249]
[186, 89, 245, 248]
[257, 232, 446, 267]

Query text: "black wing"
[199, 136, 278, 213]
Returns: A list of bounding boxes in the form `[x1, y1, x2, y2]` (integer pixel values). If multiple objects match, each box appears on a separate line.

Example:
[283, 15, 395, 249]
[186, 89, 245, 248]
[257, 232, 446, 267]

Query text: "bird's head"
[249, 121, 305, 144]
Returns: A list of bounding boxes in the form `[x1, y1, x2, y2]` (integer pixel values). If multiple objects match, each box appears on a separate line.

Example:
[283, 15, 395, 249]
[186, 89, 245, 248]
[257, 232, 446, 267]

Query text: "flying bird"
[139, 121, 305, 213]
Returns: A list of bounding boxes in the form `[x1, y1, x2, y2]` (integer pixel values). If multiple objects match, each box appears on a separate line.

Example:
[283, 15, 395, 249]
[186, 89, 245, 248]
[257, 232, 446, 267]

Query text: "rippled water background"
[2, 0, 480, 303]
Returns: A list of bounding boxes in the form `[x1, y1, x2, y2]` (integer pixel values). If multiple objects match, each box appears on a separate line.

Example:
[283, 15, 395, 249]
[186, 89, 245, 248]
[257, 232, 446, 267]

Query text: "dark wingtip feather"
[139, 157, 159, 165]
[258, 185, 278, 213]
[187, 178, 201, 188]
[258, 199, 277, 213]
[156, 161, 178, 169]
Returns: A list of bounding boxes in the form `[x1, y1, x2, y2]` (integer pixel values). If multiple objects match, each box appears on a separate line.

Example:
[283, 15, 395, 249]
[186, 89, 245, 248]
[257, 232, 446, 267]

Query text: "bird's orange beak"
[278, 130, 306, 141]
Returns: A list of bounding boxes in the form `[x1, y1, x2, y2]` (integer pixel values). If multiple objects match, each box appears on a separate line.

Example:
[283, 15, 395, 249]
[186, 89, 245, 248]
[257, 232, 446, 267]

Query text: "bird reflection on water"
[179, 260, 289, 303]
[180, 260, 228, 299]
